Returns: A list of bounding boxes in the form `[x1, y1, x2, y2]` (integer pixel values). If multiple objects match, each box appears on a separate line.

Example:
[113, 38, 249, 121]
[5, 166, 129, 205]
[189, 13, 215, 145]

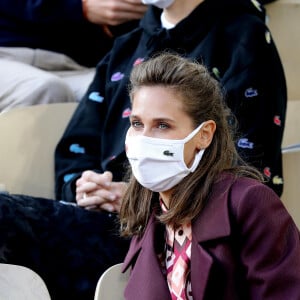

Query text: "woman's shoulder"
[210, 172, 298, 237]
[216, 171, 265, 189]
[220, 171, 276, 195]
[220, 172, 288, 222]
[215, 172, 280, 210]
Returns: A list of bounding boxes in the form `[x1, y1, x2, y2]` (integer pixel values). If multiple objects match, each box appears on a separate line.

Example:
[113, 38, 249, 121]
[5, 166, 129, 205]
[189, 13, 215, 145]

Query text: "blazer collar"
[192, 173, 234, 243]
[122, 213, 160, 272]
[190, 173, 235, 299]
[122, 214, 171, 299]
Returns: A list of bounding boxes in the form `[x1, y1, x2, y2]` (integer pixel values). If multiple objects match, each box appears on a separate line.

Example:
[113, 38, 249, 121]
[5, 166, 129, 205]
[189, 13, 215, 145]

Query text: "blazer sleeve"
[230, 180, 300, 299]
[54, 54, 110, 201]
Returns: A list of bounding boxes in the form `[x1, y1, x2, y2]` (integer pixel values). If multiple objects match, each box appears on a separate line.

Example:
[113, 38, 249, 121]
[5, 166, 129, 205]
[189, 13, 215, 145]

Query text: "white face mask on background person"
[141, 0, 175, 9]
[125, 123, 205, 192]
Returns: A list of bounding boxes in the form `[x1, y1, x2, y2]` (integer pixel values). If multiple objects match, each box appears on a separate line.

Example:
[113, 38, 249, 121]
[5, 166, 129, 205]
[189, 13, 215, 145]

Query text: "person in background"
[0, 0, 146, 112]
[120, 52, 300, 300]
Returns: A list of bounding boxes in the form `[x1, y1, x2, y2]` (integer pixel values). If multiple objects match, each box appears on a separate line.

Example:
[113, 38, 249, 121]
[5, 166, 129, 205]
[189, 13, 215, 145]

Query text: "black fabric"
[0, 193, 130, 300]
[55, 0, 286, 199]
[0, 0, 139, 66]
[260, 0, 277, 4]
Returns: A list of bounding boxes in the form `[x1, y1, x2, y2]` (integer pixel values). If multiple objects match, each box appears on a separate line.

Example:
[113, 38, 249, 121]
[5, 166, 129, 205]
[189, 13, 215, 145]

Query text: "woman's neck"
[159, 189, 173, 209]
[163, 0, 205, 25]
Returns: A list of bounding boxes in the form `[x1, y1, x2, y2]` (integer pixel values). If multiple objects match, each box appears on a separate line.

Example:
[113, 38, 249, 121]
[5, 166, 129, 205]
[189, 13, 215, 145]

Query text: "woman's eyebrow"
[130, 114, 175, 122]
[129, 114, 139, 119]
[153, 117, 176, 124]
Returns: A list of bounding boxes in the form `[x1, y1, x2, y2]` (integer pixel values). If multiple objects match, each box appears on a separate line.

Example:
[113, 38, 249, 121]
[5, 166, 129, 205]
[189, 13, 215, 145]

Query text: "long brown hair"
[119, 52, 263, 237]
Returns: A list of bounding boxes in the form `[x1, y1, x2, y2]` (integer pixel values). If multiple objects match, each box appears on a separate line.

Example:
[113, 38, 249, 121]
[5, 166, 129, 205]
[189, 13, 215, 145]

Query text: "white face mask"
[125, 123, 205, 192]
[141, 0, 175, 9]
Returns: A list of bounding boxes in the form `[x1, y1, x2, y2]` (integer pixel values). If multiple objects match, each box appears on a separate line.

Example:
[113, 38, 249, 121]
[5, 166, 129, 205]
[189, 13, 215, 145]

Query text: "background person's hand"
[82, 0, 147, 26]
[76, 170, 127, 212]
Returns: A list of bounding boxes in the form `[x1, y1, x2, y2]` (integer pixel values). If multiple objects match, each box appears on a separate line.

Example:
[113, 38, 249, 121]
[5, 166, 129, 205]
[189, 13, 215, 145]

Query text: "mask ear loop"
[184, 122, 206, 172]
[182, 122, 206, 143]
[188, 148, 205, 172]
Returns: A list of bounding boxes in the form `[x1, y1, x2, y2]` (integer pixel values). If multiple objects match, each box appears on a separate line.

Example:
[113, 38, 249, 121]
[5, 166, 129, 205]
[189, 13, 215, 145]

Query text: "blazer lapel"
[191, 174, 234, 299]
[122, 214, 171, 300]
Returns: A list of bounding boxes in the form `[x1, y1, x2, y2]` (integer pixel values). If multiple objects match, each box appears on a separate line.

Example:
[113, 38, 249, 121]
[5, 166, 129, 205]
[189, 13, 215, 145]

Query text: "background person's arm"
[55, 54, 111, 202]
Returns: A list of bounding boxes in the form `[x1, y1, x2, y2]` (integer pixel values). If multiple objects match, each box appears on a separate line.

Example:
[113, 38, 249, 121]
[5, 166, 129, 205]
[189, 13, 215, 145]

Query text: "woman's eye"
[158, 123, 169, 129]
[131, 120, 142, 128]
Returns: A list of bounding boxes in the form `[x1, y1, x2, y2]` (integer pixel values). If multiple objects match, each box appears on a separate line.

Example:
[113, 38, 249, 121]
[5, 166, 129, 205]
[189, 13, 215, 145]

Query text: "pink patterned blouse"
[160, 201, 193, 300]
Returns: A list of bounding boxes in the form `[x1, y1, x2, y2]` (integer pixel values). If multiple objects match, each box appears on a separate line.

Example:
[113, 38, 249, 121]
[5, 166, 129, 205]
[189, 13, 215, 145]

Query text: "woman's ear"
[196, 120, 216, 150]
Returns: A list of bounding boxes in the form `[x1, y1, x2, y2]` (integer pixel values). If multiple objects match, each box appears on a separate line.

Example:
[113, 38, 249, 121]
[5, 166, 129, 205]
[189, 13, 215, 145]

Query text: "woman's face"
[128, 85, 200, 167]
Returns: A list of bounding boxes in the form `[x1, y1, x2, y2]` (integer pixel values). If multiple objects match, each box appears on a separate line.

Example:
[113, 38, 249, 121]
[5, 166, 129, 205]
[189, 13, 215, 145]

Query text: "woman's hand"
[76, 170, 127, 212]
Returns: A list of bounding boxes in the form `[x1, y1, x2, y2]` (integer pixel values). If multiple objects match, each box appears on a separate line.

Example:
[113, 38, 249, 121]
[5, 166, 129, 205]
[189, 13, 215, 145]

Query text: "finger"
[95, 188, 118, 202]
[76, 181, 98, 194]
[107, 2, 147, 17]
[112, 7, 147, 18]
[80, 170, 97, 180]
[76, 170, 96, 188]
[100, 203, 115, 212]
[84, 205, 99, 211]
[76, 182, 99, 202]
[83, 171, 113, 188]
[77, 171, 112, 191]
[124, 0, 147, 4]
[77, 195, 102, 207]
[120, 4, 147, 13]
[77, 189, 116, 207]
[111, 0, 147, 10]
[110, 181, 128, 198]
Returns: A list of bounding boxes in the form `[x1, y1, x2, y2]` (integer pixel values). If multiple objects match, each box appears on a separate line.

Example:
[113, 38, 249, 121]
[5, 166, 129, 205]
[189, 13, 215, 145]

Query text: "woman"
[120, 53, 300, 299]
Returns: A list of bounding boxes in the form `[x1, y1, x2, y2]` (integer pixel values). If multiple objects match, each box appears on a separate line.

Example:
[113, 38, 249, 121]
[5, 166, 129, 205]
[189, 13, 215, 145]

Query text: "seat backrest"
[266, 1, 300, 228]
[281, 146, 300, 228]
[94, 263, 130, 300]
[266, 0, 300, 100]
[0, 263, 51, 300]
[0, 103, 78, 198]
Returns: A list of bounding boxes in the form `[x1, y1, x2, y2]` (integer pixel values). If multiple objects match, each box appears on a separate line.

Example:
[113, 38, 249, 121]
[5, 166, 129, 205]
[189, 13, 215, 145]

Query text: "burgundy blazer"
[122, 173, 300, 299]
